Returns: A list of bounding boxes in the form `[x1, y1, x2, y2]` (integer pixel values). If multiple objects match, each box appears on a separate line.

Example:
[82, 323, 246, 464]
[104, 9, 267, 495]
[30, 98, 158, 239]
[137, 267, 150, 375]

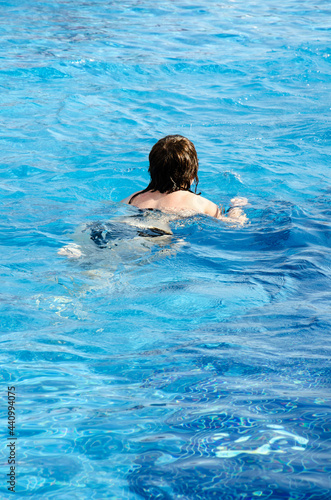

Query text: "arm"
[226, 197, 248, 224]
[203, 197, 248, 224]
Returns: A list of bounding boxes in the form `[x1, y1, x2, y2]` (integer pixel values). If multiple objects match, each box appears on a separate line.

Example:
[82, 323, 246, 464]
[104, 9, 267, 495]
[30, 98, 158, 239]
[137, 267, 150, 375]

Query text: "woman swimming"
[58, 135, 247, 259]
[121, 135, 247, 222]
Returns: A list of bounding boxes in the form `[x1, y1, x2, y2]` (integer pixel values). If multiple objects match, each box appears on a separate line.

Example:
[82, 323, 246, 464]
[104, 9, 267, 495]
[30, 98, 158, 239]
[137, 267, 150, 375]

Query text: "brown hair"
[129, 135, 200, 204]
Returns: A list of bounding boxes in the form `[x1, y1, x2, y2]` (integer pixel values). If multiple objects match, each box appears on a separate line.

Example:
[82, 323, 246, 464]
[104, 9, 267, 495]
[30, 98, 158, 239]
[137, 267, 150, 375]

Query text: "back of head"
[148, 135, 199, 193]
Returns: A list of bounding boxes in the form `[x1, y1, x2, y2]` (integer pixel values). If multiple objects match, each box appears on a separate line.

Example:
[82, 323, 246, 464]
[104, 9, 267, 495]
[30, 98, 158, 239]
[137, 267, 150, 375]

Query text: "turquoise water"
[1, 0, 331, 498]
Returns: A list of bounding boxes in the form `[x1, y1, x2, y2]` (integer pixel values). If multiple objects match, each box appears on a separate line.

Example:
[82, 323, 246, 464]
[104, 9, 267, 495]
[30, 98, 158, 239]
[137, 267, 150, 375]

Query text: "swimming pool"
[1, 0, 330, 498]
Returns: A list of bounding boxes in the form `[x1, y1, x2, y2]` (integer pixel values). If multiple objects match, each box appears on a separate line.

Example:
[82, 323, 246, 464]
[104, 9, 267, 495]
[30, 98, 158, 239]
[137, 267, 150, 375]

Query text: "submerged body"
[58, 207, 176, 259]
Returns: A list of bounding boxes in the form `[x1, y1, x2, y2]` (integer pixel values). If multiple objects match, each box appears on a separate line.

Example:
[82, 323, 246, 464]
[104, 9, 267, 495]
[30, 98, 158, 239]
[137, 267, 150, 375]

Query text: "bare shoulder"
[190, 193, 221, 218]
[121, 191, 139, 204]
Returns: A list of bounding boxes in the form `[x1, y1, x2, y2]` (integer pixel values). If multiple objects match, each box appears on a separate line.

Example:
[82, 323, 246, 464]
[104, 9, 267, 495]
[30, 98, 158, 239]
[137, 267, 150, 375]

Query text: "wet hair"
[129, 135, 200, 204]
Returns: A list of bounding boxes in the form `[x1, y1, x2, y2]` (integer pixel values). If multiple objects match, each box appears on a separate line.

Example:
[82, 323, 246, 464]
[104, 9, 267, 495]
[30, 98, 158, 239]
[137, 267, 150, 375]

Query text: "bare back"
[121, 190, 222, 218]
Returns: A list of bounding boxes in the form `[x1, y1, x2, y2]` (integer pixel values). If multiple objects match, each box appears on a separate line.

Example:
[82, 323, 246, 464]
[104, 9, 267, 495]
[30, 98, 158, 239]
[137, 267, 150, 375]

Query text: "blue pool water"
[1, 0, 330, 498]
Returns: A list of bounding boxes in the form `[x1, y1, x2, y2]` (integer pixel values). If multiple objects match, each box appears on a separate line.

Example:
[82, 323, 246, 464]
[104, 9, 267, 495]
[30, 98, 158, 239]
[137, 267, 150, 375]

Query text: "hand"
[230, 197, 248, 207]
